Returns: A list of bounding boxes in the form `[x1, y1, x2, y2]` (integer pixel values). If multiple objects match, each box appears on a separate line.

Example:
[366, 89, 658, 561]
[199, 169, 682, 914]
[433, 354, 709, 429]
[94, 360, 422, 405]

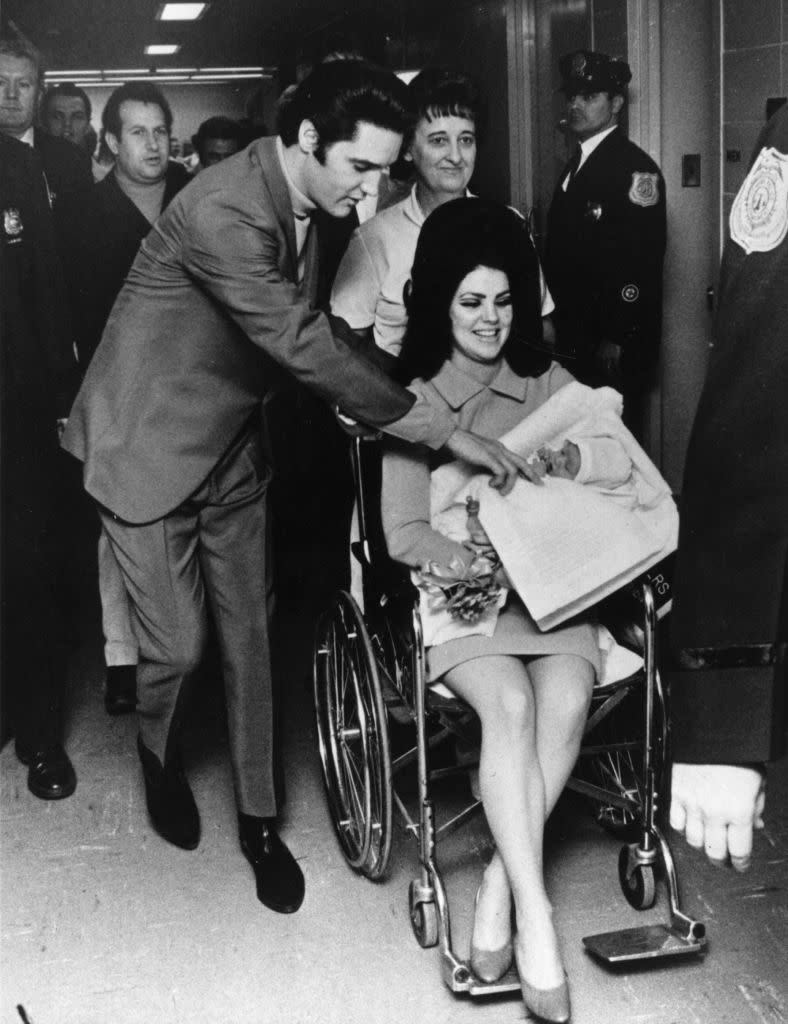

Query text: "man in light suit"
[63, 59, 530, 913]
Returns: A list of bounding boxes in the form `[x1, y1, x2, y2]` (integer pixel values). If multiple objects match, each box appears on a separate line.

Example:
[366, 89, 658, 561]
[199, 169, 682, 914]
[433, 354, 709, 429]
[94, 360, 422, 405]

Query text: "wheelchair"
[313, 436, 706, 995]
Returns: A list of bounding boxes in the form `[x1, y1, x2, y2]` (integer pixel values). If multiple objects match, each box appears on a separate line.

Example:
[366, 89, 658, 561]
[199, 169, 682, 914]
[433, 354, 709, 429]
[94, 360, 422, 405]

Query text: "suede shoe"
[105, 665, 137, 716]
[239, 813, 305, 913]
[15, 741, 77, 800]
[137, 736, 200, 850]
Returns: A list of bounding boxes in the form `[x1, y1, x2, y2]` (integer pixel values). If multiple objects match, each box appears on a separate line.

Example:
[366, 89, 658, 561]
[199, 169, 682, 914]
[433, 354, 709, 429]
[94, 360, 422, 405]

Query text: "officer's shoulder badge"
[3, 207, 23, 239]
[730, 145, 788, 255]
[628, 172, 660, 207]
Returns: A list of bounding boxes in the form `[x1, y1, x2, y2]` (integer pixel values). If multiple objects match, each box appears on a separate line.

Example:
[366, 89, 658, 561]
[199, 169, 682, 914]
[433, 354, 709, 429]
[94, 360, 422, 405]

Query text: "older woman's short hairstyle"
[102, 81, 173, 139]
[407, 67, 485, 142]
[399, 197, 546, 383]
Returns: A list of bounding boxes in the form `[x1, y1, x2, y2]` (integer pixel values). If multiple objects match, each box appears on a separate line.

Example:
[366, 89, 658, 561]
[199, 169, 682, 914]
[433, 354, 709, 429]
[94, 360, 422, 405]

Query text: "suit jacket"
[1, 135, 77, 512]
[669, 105, 788, 764]
[68, 161, 191, 366]
[545, 127, 666, 381]
[63, 137, 452, 524]
[34, 131, 93, 210]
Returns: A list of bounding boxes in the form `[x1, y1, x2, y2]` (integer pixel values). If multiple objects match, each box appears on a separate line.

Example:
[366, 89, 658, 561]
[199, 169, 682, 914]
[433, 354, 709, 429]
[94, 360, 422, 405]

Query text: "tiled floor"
[1, 595, 786, 1024]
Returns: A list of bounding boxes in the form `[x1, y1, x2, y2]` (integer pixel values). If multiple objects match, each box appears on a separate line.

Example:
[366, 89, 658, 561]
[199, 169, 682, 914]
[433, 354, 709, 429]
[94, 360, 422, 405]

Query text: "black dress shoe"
[105, 665, 137, 716]
[15, 741, 77, 800]
[239, 813, 305, 913]
[137, 736, 200, 850]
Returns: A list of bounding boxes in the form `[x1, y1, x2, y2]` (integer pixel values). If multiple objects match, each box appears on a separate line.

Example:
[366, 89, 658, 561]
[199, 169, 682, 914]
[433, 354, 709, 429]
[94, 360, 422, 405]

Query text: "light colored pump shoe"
[515, 937, 571, 1022]
[469, 886, 514, 982]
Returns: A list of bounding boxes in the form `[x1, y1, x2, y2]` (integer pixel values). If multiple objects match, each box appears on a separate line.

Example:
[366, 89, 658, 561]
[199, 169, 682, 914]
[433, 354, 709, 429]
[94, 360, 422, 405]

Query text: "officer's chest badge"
[628, 172, 660, 207]
[730, 145, 788, 254]
[3, 207, 23, 241]
[584, 201, 603, 221]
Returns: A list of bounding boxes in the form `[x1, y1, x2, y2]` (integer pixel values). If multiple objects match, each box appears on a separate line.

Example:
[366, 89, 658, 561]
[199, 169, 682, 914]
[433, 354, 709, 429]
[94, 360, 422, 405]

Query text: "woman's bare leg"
[443, 653, 594, 987]
[442, 656, 562, 985]
[514, 654, 594, 985]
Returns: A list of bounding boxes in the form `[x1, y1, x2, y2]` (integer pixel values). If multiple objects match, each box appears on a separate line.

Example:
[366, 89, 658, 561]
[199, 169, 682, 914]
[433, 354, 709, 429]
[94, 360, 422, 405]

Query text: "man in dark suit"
[0, 134, 79, 800]
[544, 50, 666, 437]
[0, 32, 92, 234]
[63, 59, 529, 913]
[65, 81, 191, 717]
[669, 103, 788, 872]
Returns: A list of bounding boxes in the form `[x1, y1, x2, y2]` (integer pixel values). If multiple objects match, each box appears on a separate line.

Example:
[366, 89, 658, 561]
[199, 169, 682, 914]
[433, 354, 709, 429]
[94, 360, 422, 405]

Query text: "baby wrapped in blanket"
[417, 383, 677, 680]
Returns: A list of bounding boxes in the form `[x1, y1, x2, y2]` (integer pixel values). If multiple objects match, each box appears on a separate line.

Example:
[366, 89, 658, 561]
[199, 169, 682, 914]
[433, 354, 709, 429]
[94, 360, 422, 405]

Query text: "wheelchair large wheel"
[314, 591, 393, 880]
[591, 741, 645, 839]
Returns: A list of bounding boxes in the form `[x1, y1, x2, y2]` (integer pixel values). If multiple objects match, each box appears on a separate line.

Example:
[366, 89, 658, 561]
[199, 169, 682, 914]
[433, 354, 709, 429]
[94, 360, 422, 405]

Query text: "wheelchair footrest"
[441, 955, 521, 996]
[582, 923, 706, 965]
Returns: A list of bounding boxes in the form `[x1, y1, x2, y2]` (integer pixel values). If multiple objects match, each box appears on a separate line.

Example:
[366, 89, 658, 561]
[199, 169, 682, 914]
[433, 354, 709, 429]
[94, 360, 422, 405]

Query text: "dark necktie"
[566, 144, 582, 184]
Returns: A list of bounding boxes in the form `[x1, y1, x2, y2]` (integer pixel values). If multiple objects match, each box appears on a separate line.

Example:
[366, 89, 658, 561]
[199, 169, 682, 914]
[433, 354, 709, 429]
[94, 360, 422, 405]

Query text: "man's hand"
[445, 429, 543, 495]
[670, 763, 766, 871]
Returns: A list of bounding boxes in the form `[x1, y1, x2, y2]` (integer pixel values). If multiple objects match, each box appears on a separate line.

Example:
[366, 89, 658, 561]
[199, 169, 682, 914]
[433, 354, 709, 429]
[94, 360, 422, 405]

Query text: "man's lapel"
[253, 137, 299, 277]
[300, 219, 320, 304]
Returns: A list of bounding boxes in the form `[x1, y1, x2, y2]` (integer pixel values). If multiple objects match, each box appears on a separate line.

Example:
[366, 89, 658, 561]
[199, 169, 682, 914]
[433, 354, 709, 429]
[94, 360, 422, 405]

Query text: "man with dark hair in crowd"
[41, 83, 92, 148]
[544, 50, 666, 438]
[40, 82, 110, 182]
[63, 59, 530, 914]
[1, 133, 79, 800]
[191, 115, 243, 171]
[0, 31, 92, 221]
[66, 81, 191, 717]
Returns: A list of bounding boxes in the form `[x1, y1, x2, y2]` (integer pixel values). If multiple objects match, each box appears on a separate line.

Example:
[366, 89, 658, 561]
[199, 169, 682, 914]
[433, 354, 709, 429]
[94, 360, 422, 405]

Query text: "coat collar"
[428, 358, 528, 409]
[251, 136, 299, 271]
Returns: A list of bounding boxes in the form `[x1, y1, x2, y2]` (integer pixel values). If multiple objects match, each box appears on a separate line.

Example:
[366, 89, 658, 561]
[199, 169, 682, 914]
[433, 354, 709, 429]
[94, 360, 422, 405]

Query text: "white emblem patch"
[730, 146, 788, 255]
[3, 207, 23, 237]
[621, 284, 639, 302]
[628, 172, 659, 207]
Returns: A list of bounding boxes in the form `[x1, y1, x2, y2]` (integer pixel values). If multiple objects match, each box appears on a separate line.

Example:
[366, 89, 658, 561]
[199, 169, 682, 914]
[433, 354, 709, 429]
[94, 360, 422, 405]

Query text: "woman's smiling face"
[448, 265, 513, 374]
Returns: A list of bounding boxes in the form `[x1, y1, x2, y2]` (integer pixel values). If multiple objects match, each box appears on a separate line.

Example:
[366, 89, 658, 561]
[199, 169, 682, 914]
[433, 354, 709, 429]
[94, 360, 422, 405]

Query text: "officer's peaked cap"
[559, 50, 631, 96]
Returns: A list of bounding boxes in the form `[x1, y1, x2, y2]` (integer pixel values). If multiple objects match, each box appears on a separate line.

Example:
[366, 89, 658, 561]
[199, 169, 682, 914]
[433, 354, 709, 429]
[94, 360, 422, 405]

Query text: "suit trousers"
[98, 525, 139, 667]
[99, 415, 277, 817]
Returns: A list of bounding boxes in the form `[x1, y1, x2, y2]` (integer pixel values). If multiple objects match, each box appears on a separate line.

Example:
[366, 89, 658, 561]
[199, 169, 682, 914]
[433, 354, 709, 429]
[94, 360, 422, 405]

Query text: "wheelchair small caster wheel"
[618, 845, 656, 910]
[409, 881, 439, 948]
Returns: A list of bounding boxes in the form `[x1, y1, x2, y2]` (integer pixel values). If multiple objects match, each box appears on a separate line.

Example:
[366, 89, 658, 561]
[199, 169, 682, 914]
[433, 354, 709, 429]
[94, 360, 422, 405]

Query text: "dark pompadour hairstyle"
[41, 82, 92, 122]
[398, 197, 547, 384]
[277, 59, 411, 162]
[102, 81, 173, 139]
[407, 67, 485, 142]
[192, 115, 243, 156]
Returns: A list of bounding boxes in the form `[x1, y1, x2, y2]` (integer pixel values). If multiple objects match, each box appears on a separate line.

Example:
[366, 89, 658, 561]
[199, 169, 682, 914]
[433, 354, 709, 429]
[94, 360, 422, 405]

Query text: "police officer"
[544, 50, 666, 437]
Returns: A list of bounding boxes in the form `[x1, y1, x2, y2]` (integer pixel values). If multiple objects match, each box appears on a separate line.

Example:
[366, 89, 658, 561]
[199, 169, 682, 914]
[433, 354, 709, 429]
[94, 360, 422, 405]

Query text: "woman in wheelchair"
[381, 198, 601, 1023]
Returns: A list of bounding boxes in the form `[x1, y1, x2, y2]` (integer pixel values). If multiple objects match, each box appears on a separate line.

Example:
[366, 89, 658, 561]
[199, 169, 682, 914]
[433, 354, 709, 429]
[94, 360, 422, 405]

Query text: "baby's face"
[539, 441, 581, 479]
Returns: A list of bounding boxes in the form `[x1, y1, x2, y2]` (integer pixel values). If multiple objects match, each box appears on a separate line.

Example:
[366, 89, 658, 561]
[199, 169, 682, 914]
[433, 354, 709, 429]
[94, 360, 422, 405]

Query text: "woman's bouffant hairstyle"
[398, 197, 547, 384]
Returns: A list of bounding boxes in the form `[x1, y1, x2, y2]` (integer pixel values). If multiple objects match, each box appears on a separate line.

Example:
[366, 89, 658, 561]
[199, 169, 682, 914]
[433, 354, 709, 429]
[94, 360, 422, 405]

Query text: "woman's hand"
[445, 429, 543, 495]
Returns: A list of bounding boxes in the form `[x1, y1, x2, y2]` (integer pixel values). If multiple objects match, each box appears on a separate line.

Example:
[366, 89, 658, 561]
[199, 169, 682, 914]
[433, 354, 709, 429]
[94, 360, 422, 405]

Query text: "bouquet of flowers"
[414, 554, 503, 624]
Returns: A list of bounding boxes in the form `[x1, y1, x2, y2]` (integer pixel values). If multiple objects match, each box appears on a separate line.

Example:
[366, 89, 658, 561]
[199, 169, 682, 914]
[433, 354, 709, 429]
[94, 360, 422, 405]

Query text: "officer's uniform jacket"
[545, 126, 666, 384]
[670, 105, 788, 764]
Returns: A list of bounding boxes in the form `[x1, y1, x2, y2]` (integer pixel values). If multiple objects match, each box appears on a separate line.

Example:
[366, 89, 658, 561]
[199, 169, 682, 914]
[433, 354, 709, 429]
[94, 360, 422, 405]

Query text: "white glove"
[669, 763, 766, 871]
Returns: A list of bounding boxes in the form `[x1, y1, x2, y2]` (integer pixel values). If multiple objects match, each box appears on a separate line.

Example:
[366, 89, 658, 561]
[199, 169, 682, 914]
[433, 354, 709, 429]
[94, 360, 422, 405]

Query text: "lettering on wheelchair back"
[627, 554, 674, 618]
